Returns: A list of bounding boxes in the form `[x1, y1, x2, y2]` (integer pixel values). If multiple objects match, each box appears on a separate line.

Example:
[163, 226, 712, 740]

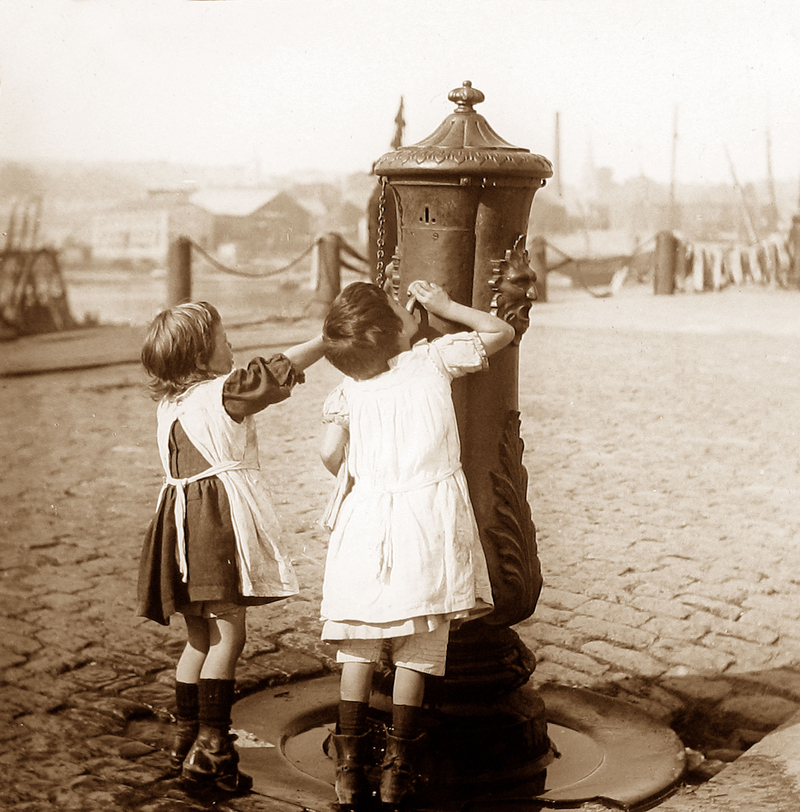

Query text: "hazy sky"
[1, 0, 798, 187]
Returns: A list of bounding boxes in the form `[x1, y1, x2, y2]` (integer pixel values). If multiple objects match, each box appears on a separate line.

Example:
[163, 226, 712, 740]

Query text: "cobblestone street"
[1, 283, 799, 810]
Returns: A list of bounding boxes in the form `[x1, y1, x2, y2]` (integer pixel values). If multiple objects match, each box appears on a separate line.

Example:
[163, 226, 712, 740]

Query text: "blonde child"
[137, 301, 324, 793]
[319, 280, 515, 809]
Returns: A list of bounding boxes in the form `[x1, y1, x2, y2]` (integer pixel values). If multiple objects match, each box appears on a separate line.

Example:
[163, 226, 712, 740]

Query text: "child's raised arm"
[407, 281, 515, 357]
[283, 335, 325, 371]
[321, 422, 348, 475]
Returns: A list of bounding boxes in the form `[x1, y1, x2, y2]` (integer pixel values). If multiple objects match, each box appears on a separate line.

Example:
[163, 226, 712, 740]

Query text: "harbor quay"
[1, 283, 800, 811]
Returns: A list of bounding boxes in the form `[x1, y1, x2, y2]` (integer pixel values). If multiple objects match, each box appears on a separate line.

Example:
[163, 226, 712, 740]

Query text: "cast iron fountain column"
[230, 83, 687, 810]
[373, 81, 554, 786]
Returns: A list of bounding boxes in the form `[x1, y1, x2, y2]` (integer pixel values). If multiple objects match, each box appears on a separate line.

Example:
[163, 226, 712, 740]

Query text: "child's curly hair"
[141, 301, 222, 400]
[323, 282, 404, 380]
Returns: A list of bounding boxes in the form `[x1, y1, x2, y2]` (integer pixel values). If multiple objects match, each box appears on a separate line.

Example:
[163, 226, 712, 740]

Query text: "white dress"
[320, 333, 495, 641]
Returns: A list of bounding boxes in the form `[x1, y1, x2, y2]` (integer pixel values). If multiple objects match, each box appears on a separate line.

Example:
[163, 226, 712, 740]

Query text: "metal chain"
[375, 176, 387, 288]
[188, 237, 318, 279]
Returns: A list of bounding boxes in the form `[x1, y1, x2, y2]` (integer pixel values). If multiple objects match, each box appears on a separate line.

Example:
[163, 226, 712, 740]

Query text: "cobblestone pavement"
[1, 284, 799, 810]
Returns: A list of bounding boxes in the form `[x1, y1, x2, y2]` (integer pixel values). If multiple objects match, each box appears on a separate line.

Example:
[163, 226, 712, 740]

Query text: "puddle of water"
[282, 720, 605, 793]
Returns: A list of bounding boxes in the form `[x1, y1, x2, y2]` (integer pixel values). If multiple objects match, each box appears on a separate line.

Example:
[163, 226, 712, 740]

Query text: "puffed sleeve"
[322, 385, 350, 428]
[222, 354, 305, 420]
[428, 332, 489, 380]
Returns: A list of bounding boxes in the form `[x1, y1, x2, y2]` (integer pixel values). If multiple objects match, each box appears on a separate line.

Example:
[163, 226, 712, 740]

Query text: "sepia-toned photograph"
[1, 2, 799, 810]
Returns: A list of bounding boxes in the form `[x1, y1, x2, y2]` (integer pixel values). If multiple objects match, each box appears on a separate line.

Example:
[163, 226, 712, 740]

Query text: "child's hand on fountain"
[406, 280, 452, 315]
[406, 279, 515, 355]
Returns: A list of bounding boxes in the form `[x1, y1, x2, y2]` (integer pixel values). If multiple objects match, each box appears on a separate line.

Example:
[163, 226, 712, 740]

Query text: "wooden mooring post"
[789, 214, 800, 289]
[168, 236, 192, 306]
[311, 232, 342, 317]
[653, 230, 678, 295]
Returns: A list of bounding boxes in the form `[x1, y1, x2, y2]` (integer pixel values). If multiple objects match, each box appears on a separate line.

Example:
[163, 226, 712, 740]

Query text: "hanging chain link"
[375, 176, 387, 288]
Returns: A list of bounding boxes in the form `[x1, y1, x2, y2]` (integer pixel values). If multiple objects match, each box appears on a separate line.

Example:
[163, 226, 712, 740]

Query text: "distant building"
[89, 184, 347, 268]
[90, 190, 211, 267]
[190, 187, 313, 262]
[289, 180, 367, 244]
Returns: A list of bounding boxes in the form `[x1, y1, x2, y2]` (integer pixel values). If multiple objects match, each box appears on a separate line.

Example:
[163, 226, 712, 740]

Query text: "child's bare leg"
[340, 660, 375, 703]
[393, 666, 425, 708]
[390, 666, 425, 739]
[176, 615, 210, 682]
[184, 608, 251, 792]
[169, 616, 210, 771]
[200, 610, 246, 680]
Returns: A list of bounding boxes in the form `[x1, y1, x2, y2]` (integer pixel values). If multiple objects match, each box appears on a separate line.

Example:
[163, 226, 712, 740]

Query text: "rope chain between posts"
[187, 237, 318, 279]
[540, 234, 657, 272]
[375, 176, 387, 288]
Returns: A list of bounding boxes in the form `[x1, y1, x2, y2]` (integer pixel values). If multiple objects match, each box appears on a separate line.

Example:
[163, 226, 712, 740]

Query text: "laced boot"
[182, 726, 253, 793]
[168, 681, 198, 772]
[380, 732, 425, 810]
[168, 719, 199, 772]
[331, 729, 373, 810]
[180, 678, 252, 794]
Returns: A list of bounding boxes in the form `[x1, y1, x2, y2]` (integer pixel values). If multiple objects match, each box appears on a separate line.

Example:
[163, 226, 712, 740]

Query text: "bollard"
[311, 232, 342, 317]
[789, 215, 800, 288]
[653, 230, 677, 295]
[167, 236, 192, 306]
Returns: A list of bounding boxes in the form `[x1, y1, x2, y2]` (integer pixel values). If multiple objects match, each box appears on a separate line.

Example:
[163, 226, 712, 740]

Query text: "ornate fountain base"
[363, 622, 553, 791]
[368, 678, 553, 794]
[231, 674, 685, 811]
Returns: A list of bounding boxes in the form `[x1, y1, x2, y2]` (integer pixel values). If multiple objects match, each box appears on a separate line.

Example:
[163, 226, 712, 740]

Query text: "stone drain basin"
[232, 675, 685, 811]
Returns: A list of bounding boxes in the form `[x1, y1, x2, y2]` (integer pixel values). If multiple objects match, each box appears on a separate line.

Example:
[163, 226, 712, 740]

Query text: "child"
[137, 301, 324, 793]
[319, 280, 515, 809]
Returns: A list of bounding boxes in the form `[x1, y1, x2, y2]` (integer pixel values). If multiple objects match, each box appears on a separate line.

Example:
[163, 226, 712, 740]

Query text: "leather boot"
[168, 680, 199, 772]
[380, 732, 425, 809]
[168, 719, 199, 772]
[181, 678, 252, 793]
[182, 725, 253, 794]
[331, 729, 372, 809]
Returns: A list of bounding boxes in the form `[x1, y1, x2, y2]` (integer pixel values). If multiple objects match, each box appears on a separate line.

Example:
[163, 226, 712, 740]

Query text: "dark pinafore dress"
[137, 355, 304, 626]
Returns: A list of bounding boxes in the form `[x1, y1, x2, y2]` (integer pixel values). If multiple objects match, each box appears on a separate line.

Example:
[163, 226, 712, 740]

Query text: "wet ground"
[1, 281, 799, 810]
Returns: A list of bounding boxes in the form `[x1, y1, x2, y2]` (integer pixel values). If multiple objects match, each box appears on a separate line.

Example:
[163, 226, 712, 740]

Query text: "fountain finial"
[448, 80, 485, 112]
[373, 79, 553, 177]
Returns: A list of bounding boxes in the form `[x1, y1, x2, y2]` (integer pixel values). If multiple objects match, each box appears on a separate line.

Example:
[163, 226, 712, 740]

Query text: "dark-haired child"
[319, 280, 515, 809]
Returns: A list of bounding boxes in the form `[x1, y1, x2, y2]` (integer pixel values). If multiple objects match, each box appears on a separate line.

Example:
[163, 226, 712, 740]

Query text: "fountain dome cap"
[374, 81, 553, 180]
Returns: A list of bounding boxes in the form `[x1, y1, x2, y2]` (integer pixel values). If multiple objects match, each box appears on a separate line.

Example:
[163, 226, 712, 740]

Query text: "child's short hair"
[141, 301, 222, 400]
[323, 282, 404, 380]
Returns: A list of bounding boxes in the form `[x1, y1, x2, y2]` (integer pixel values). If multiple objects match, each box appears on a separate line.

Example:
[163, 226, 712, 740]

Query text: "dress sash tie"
[352, 465, 462, 496]
[351, 465, 463, 581]
[157, 460, 252, 582]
